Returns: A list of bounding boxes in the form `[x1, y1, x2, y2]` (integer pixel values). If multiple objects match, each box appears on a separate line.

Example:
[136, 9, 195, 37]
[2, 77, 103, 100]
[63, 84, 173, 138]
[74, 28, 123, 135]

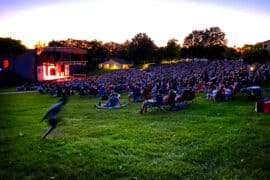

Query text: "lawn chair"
[149, 95, 165, 112]
[140, 92, 165, 114]
[178, 88, 195, 103]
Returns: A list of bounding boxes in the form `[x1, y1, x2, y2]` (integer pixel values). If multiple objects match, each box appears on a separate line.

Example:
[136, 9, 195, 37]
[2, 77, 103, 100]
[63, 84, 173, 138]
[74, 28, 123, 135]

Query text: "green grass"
[0, 92, 269, 179]
[0, 87, 16, 92]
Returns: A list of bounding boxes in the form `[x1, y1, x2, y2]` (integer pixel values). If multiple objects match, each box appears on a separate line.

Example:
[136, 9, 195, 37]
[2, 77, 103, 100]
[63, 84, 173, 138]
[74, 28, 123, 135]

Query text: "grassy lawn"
[0, 91, 269, 179]
[0, 87, 17, 92]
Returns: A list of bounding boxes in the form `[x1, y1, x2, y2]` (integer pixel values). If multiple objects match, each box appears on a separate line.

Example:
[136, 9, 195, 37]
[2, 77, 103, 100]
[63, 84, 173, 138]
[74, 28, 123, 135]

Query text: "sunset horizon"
[1, 0, 270, 49]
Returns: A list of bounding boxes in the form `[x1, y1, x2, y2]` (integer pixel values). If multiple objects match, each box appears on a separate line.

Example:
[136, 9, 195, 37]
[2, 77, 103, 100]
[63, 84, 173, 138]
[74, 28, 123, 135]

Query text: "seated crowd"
[16, 60, 270, 111]
[139, 87, 194, 114]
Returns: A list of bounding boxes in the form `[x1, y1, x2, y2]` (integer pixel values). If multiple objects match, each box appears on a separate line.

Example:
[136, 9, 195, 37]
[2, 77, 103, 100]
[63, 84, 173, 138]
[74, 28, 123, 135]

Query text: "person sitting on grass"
[133, 84, 142, 102]
[177, 86, 195, 102]
[40, 97, 68, 139]
[215, 85, 226, 102]
[140, 90, 164, 114]
[166, 89, 177, 111]
[142, 85, 152, 101]
[105, 93, 121, 107]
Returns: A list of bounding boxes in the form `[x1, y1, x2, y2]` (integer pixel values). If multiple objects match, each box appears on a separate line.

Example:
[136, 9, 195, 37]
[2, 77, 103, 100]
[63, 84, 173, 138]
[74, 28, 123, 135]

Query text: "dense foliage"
[45, 27, 269, 65]
[181, 27, 227, 60]
[128, 33, 157, 65]
[0, 37, 26, 56]
[165, 39, 181, 60]
[224, 47, 242, 60]
[242, 45, 270, 63]
[183, 27, 226, 47]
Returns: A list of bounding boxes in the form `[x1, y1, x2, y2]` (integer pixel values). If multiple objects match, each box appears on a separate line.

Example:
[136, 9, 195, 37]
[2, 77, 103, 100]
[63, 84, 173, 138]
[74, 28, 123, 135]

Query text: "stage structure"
[36, 47, 87, 81]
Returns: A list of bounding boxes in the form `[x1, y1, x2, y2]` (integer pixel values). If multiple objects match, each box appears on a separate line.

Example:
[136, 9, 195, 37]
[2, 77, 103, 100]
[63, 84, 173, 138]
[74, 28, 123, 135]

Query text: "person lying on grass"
[40, 96, 68, 139]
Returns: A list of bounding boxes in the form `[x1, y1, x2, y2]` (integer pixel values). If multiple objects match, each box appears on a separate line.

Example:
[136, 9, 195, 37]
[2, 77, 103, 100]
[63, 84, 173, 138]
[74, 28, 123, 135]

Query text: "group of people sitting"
[139, 88, 195, 114]
[95, 85, 195, 113]
[103, 92, 121, 107]
[206, 84, 234, 102]
[95, 90, 123, 108]
[16, 60, 270, 112]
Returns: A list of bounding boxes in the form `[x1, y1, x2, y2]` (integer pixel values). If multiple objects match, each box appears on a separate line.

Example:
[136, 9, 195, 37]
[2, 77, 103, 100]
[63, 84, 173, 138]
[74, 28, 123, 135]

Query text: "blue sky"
[0, 0, 269, 48]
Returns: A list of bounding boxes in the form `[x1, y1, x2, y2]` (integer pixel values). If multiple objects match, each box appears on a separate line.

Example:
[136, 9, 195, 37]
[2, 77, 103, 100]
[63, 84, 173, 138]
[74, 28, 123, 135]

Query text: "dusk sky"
[0, 0, 270, 48]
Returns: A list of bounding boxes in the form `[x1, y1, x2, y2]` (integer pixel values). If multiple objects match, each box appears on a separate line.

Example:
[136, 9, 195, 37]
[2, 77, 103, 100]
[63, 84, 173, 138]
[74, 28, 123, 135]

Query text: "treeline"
[48, 27, 232, 66]
[1, 27, 270, 68]
[47, 27, 269, 66]
[0, 37, 26, 56]
[48, 33, 179, 67]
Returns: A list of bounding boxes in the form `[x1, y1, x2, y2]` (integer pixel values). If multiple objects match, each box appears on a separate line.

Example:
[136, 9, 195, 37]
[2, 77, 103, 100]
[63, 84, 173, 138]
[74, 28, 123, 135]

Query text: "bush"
[243, 49, 270, 63]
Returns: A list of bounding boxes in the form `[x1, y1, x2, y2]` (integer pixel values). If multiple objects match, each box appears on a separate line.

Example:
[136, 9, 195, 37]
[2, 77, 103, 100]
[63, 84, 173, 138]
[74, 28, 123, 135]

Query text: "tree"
[0, 37, 26, 56]
[183, 30, 204, 47]
[207, 27, 226, 46]
[205, 45, 225, 60]
[243, 48, 269, 63]
[224, 47, 241, 60]
[48, 38, 110, 69]
[128, 33, 157, 66]
[240, 44, 254, 54]
[166, 39, 181, 61]
[87, 40, 109, 69]
[87, 40, 108, 58]
[48, 38, 95, 50]
[103, 41, 121, 58]
[115, 40, 130, 60]
[48, 40, 63, 47]
[103, 41, 131, 60]
[241, 42, 270, 63]
[154, 46, 166, 63]
[183, 27, 226, 48]
[182, 27, 226, 60]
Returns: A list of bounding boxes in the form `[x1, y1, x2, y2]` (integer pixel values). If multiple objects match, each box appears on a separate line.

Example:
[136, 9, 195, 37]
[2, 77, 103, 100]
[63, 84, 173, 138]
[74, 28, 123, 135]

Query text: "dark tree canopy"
[0, 37, 26, 56]
[154, 47, 166, 63]
[243, 48, 269, 63]
[45, 27, 269, 66]
[182, 27, 226, 60]
[166, 39, 181, 60]
[116, 40, 130, 60]
[103, 41, 121, 58]
[240, 43, 270, 63]
[224, 47, 241, 60]
[183, 27, 226, 48]
[128, 33, 157, 65]
[48, 39, 110, 69]
[49, 38, 98, 50]
[104, 40, 130, 60]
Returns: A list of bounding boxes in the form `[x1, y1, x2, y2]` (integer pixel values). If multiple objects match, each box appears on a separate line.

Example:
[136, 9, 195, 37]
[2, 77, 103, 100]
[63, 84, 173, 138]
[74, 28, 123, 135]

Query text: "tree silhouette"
[183, 27, 226, 48]
[0, 37, 26, 56]
[166, 39, 181, 61]
[128, 33, 156, 65]
[182, 27, 226, 60]
[243, 48, 269, 63]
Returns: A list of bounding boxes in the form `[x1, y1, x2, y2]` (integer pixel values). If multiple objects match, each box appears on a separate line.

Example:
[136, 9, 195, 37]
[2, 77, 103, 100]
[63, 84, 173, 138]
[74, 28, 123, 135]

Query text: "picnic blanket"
[95, 102, 128, 109]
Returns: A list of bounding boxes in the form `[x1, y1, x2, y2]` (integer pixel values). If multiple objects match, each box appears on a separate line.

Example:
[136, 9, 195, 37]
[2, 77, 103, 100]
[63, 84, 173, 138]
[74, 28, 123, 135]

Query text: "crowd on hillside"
[17, 60, 270, 105]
